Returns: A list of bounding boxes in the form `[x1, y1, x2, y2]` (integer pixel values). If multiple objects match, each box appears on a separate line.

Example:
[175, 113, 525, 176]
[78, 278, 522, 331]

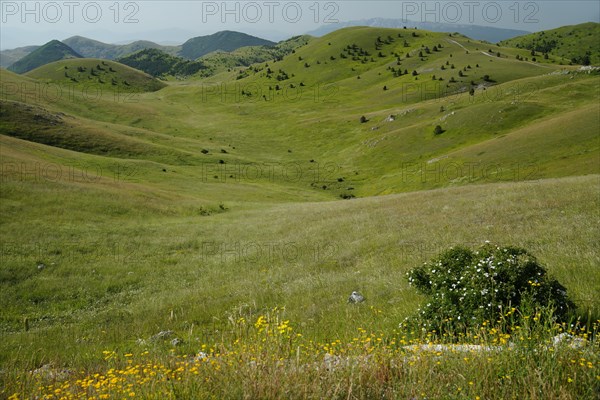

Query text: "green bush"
[405, 243, 576, 333]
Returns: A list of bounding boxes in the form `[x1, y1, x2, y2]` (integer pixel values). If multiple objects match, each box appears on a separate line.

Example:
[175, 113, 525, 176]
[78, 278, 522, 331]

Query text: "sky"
[1, 0, 599, 49]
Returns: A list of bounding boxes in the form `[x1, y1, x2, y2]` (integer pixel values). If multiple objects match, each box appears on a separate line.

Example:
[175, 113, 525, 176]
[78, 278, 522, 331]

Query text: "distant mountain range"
[63, 36, 179, 60]
[306, 18, 530, 43]
[1, 31, 276, 70]
[0, 45, 40, 68]
[117, 35, 311, 78]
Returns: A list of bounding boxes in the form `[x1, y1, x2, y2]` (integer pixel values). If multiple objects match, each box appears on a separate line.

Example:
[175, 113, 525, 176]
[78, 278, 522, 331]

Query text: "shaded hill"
[0, 45, 40, 68]
[117, 49, 207, 78]
[180, 30, 276, 59]
[499, 22, 600, 65]
[66, 32, 275, 61]
[62, 35, 180, 60]
[0, 99, 192, 163]
[7, 40, 81, 74]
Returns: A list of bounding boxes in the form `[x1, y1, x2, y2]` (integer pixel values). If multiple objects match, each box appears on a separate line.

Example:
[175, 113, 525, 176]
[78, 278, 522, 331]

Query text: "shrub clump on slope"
[404, 243, 576, 333]
[117, 48, 207, 78]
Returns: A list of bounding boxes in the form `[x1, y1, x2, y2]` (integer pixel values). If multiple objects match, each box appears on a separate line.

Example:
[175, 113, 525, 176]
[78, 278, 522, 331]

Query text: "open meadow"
[1, 23, 599, 399]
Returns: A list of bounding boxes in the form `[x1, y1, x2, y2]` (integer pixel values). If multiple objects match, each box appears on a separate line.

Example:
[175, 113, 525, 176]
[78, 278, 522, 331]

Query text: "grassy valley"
[0, 23, 599, 399]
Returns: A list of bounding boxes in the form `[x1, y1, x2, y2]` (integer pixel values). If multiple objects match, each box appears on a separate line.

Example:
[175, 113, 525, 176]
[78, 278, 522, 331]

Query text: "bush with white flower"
[404, 243, 576, 333]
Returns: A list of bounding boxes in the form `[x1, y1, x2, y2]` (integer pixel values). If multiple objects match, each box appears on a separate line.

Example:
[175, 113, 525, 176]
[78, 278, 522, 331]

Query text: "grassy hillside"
[500, 22, 600, 65]
[0, 25, 599, 399]
[1, 161, 598, 351]
[227, 27, 565, 103]
[5, 27, 594, 197]
[25, 58, 166, 92]
[0, 99, 200, 163]
[7, 40, 82, 74]
[307, 17, 531, 43]
[1, 170, 598, 397]
[193, 27, 597, 196]
[200, 35, 313, 75]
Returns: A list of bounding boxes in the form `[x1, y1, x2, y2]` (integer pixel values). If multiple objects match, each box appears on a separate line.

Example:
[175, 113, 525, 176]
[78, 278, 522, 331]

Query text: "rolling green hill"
[500, 22, 600, 65]
[4, 27, 596, 197]
[3, 27, 596, 193]
[25, 58, 166, 92]
[0, 99, 186, 161]
[227, 26, 566, 107]
[307, 18, 531, 43]
[7, 40, 82, 74]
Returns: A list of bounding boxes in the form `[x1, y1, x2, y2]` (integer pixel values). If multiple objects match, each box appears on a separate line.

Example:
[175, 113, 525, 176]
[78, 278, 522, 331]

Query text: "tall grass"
[4, 306, 598, 399]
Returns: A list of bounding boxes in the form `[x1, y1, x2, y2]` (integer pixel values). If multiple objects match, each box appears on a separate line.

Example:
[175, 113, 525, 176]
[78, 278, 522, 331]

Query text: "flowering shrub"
[405, 243, 576, 333]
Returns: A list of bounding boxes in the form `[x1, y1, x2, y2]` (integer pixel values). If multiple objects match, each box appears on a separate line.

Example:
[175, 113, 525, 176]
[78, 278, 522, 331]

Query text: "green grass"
[500, 22, 600, 65]
[4, 307, 599, 399]
[26, 58, 166, 92]
[1, 174, 598, 351]
[0, 25, 599, 398]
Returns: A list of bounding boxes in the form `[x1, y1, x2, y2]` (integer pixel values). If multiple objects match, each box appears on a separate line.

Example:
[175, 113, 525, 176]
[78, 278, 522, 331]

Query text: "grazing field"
[1, 25, 599, 399]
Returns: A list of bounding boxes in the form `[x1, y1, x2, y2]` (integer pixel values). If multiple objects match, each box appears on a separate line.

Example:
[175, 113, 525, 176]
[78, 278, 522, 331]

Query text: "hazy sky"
[1, 1, 599, 49]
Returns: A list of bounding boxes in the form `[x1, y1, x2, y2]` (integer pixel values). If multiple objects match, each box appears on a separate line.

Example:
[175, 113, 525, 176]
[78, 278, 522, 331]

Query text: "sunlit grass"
[4, 307, 598, 399]
[1, 25, 599, 399]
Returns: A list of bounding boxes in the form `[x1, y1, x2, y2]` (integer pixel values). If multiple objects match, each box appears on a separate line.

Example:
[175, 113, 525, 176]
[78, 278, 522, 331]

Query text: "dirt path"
[446, 39, 552, 69]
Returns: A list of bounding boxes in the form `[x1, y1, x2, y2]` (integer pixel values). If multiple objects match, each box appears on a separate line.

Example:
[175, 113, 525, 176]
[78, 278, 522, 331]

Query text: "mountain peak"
[7, 40, 81, 74]
[181, 31, 275, 59]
